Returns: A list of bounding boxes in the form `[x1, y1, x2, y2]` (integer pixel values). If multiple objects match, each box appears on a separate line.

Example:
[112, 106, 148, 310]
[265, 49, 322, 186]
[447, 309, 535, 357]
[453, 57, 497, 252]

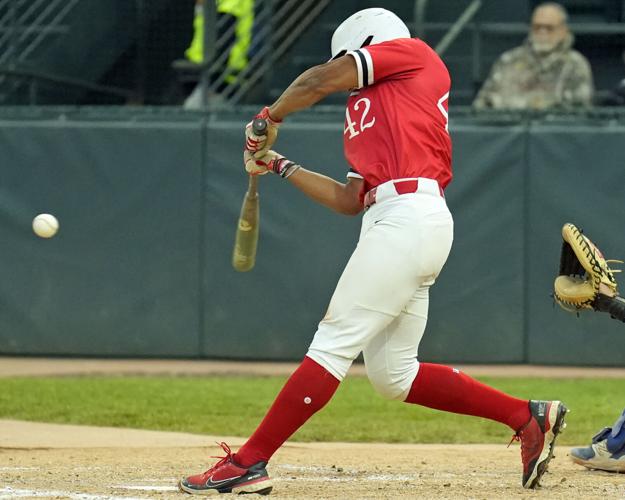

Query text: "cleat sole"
[179, 478, 273, 496]
[525, 401, 568, 489]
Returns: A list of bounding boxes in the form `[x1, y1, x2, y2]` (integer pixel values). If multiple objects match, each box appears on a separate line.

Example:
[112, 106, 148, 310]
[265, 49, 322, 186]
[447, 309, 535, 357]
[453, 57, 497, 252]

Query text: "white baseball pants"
[307, 178, 454, 400]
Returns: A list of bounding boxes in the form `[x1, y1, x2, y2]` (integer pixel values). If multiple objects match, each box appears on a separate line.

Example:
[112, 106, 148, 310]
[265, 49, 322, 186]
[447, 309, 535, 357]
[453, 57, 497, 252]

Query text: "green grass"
[0, 375, 619, 445]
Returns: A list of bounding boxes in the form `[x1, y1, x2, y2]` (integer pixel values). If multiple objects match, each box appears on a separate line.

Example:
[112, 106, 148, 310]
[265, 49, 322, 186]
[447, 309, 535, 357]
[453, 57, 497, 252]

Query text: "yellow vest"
[184, 0, 254, 77]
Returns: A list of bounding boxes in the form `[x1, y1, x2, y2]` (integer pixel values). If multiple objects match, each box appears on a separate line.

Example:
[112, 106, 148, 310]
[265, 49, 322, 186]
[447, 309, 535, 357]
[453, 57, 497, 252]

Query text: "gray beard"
[530, 38, 558, 54]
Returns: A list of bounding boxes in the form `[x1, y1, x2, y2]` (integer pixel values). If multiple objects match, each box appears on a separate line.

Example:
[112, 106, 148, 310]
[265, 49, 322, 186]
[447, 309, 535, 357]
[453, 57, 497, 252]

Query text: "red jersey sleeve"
[346, 38, 427, 89]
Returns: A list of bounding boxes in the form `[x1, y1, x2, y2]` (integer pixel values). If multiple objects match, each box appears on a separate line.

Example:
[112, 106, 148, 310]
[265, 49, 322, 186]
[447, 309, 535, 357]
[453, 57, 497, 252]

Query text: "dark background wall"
[3, 0, 624, 106]
[1, 108, 624, 365]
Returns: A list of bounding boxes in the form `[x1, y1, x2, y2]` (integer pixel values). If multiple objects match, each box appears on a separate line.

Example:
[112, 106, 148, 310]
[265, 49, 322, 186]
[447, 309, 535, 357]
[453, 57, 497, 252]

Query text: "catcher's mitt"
[554, 223, 625, 322]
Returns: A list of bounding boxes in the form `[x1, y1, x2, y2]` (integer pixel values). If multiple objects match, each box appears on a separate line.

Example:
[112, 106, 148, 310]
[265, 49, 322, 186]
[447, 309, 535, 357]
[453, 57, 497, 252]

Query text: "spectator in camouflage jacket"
[473, 2, 594, 110]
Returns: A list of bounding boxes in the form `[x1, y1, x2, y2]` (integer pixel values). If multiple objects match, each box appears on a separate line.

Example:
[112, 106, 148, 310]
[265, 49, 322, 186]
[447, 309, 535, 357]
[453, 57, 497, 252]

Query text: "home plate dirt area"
[1, 421, 624, 500]
[1, 360, 625, 499]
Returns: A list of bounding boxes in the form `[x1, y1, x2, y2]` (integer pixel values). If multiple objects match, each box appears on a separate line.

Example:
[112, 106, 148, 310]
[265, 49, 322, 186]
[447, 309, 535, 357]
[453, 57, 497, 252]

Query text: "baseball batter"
[180, 8, 568, 495]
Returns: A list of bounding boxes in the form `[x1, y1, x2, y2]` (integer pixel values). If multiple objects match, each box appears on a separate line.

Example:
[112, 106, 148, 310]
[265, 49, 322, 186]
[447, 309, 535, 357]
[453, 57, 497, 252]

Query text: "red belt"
[363, 179, 444, 210]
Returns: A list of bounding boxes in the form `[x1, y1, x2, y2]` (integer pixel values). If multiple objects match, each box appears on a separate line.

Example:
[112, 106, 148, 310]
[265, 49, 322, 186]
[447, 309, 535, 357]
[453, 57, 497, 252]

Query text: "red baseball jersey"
[343, 38, 452, 196]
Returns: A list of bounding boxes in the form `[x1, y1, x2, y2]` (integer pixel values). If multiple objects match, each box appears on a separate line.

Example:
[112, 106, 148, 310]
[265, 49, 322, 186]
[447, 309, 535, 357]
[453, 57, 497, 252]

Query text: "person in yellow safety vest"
[185, 0, 254, 86]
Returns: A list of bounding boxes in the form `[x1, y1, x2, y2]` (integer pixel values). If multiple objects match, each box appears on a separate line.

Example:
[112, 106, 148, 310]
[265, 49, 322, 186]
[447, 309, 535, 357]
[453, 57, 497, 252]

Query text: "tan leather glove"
[554, 222, 625, 322]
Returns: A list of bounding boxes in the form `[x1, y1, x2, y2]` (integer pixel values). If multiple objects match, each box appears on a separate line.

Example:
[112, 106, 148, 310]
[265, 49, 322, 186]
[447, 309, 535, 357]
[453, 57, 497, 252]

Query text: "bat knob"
[252, 118, 268, 136]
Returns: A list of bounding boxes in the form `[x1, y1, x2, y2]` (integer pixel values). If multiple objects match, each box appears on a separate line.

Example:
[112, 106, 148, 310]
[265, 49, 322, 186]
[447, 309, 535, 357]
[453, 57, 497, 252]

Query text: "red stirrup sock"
[405, 363, 530, 431]
[234, 356, 340, 467]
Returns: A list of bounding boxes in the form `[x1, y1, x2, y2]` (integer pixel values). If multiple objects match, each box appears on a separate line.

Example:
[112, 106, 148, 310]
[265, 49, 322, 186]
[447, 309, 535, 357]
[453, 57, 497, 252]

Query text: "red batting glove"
[245, 107, 282, 156]
[245, 150, 301, 179]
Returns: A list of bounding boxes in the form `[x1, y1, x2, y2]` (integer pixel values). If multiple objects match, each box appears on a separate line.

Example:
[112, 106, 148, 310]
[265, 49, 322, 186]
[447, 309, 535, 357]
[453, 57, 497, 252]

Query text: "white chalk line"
[113, 478, 409, 489]
[111, 471, 417, 490]
[276, 464, 414, 481]
[0, 469, 447, 499]
[113, 485, 178, 492]
[0, 466, 107, 472]
[0, 466, 39, 471]
[278, 464, 344, 472]
[0, 487, 146, 500]
[123, 478, 178, 482]
[275, 474, 415, 483]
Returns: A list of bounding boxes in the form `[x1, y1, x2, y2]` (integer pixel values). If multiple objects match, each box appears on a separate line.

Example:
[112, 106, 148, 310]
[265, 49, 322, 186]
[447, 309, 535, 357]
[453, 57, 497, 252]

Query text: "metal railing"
[193, 0, 331, 106]
[434, 0, 482, 56]
[0, 0, 82, 103]
[413, 0, 428, 39]
[0, 0, 80, 66]
[0, 67, 135, 104]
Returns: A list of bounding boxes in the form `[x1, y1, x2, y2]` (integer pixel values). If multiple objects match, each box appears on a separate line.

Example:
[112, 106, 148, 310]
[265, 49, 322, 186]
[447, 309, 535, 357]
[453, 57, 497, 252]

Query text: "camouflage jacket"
[473, 34, 594, 110]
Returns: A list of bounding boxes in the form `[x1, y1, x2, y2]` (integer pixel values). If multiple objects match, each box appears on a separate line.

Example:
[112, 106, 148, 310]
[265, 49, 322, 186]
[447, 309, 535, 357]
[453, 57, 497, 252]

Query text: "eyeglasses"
[531, 23, 562, 33]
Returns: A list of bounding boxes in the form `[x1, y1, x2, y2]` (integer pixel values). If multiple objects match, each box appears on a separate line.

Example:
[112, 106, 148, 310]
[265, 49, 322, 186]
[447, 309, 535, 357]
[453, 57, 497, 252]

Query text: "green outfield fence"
[1, 107, 624, 365]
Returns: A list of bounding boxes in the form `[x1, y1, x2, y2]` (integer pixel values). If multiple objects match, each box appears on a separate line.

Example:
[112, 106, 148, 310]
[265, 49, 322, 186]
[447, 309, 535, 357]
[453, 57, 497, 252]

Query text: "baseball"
[32, 213, 59, 238]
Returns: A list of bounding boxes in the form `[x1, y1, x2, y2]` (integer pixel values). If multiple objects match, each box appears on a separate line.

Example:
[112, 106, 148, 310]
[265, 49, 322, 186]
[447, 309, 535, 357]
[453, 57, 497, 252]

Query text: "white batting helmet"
[330, 8, 411, 60]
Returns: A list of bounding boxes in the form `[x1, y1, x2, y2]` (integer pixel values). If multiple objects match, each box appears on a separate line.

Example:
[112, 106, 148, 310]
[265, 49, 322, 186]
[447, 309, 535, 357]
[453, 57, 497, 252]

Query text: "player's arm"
[268, 56, 358, 120]
[244, 56, 357, 155]
[286, 168, 363, 216]
[244, 151, 363, 215]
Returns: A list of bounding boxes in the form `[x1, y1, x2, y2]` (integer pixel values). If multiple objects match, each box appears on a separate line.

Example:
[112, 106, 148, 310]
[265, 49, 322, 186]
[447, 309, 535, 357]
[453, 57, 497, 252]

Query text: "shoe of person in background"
[570, 408, 625, 472]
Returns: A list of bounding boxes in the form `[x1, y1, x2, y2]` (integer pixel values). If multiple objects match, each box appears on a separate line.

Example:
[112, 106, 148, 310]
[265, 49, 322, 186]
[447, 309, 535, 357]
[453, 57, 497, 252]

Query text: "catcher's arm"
[554, 223, 625, 322]
[593, 285, 625, 322]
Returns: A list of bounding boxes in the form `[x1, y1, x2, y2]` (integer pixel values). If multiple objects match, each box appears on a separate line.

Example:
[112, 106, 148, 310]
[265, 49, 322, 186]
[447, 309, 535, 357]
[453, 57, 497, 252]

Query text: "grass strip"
[0, 375, 619, 445]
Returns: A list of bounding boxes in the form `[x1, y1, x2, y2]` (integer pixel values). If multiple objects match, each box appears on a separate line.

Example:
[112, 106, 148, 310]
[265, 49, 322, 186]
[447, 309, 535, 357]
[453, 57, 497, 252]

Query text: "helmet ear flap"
[331, 49, 347, 61]
[330, 36, 372, 61]
[360, 35, 374, 48]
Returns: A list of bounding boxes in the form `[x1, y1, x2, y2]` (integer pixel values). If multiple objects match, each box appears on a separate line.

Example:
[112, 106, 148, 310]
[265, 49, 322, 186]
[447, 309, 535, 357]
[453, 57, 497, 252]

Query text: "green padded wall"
[0, 109, 623, 365]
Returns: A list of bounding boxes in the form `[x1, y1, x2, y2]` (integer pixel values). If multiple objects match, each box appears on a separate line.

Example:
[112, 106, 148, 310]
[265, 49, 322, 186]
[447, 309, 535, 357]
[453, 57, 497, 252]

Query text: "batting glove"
[244, 150, 270, 176]
[245, 107, 281, 158]
[244, 150, 301, 179]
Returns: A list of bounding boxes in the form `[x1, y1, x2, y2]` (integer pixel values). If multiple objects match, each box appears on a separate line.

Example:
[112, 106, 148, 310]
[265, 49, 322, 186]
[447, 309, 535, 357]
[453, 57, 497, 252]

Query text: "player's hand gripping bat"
[232, 118, 267, 272]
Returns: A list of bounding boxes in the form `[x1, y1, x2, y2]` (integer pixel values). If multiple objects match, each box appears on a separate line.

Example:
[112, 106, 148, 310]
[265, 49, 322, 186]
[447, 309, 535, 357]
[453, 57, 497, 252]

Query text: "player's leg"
[307, 193, 454, 381]
[370, 289, 530, 424]
[181, 194, 452, 494]
[181, 199, 432, 494]
[364, 281, 568, 489]
[233, 194, 455, 471]
[362, 284, 428, 401]
[233, 201, 430, 469]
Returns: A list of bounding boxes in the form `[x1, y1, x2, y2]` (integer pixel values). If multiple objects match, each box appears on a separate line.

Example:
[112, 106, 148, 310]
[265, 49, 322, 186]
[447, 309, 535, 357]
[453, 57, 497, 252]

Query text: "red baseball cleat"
[510, 400, 568, 489]
[179, 442, 273, 495]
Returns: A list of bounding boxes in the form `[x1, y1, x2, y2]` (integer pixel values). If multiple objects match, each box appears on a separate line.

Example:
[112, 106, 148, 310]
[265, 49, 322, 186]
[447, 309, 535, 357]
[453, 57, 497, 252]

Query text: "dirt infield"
[2, 356, 625, 378]
[1, 358, 624, 498]
[1, 420, 624, 499]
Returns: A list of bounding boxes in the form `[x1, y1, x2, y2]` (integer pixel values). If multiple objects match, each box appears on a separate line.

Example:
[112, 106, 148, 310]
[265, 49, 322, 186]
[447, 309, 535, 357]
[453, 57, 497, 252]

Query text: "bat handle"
[248, 172, 259, 193]
[252, 118, 268, 136]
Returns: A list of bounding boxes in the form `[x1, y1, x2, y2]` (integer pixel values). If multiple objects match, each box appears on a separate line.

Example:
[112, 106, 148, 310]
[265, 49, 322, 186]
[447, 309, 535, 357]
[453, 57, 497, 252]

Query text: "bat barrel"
[232, 181, 260, 272]
[232, 118, 266, 272]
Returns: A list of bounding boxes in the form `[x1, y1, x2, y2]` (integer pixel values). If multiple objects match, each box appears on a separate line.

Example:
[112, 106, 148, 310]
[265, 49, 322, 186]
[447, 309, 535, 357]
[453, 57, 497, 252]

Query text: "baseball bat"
[232, 118, 267, 272]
